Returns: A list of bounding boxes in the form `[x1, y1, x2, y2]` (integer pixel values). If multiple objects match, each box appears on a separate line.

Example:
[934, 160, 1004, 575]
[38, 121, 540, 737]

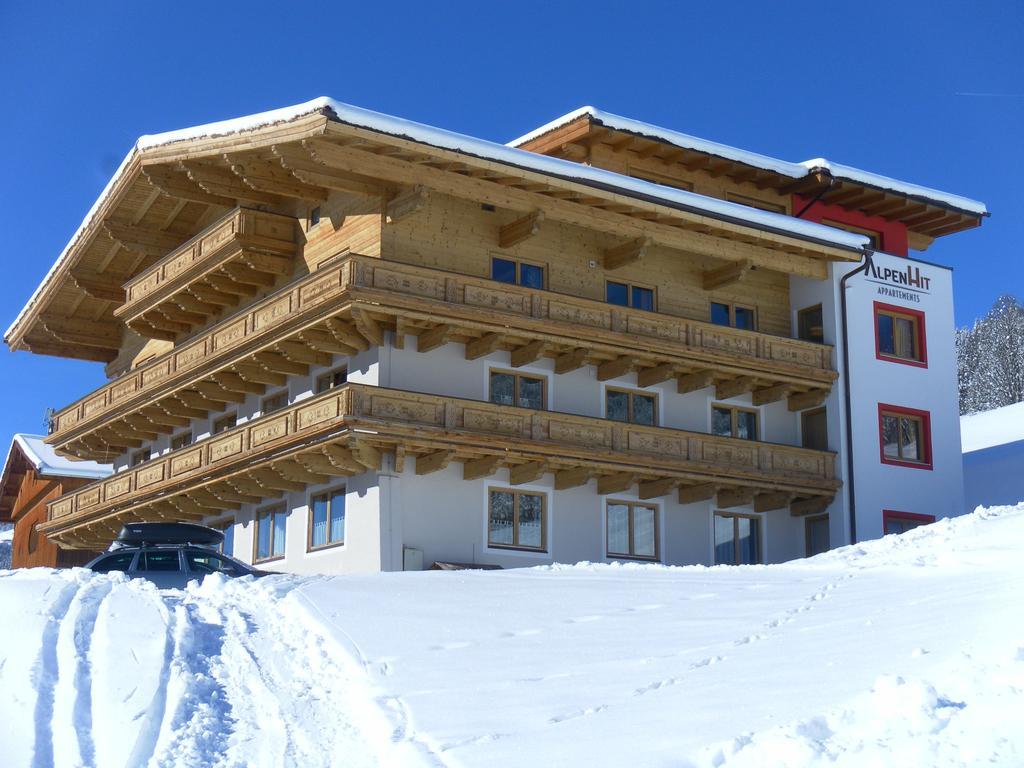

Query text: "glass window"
[255, 505, 287, 562]
[91, 551, 136, 573]
[801, 408, 828, 451]
[489, 371, 545, 410]
[316, 367, 348, 394]
[129, 449, 150, 467]
[734, 306, 756, 330]
[221, 524, 235, 557]
[632, 286, 655, 312]
[262, 391, 287, 414]
[883, 512, 935, 535]
[875, 304, 925, 364]
[491, 257, 544, 289]
[310, 487, 346, 549]
[798, 305, 824, 344]
[171, 432, 192, 451]
[606, 281, 629, 307]
[712, 406, 758, 441]
[880, 408, 929, 466]
[605, 281, 655, 311]
[606, 501, 658, 560]
[606, 388, 657, 426]
[715, 513, 762, 565]
[710, 302, 756, 330]
[185, 549, 246, 576]
[212, 413, 237, 435]
[710, 302, 731, 326]
[488, 489, 546, 551]
[805, 515, 830, 556]
[140, 550, 181, 572]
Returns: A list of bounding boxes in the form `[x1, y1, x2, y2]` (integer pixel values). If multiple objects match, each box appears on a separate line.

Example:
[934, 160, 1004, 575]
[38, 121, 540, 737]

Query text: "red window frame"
[882, 510, 936, 535]
[873, 302, 928, 368]
[877, 404, 932, 470]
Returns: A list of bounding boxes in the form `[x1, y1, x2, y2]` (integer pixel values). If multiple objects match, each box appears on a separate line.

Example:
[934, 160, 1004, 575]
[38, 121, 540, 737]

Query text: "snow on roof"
[7, 98, 871, 344]
[509, 106, 988, 217]
[6, 434, 112, 480]
[960, 402, 1024, 453]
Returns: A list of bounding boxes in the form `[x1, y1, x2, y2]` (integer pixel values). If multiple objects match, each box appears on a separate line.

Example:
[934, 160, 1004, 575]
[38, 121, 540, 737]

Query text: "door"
[805, 515, 830, 557]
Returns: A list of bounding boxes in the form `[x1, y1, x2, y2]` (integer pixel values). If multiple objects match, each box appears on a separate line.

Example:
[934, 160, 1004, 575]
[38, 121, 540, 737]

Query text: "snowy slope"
[1, 506, 1022, 767]
[960, 401, 1024, 453]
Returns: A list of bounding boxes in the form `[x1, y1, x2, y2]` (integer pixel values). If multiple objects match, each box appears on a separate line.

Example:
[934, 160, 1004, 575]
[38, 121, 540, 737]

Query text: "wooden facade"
[4, 100, 985, 558]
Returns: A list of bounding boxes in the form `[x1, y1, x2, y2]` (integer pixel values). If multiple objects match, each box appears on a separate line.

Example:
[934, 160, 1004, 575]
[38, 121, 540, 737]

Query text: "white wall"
[963, 442, 1024, 512]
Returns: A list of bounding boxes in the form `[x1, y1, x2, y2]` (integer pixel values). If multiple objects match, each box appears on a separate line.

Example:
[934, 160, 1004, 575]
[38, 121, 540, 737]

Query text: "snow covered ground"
[1, 506, 1022, 767]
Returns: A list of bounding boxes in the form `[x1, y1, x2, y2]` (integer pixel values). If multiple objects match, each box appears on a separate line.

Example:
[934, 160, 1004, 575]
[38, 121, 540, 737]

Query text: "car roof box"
[116, 522, 224, 547]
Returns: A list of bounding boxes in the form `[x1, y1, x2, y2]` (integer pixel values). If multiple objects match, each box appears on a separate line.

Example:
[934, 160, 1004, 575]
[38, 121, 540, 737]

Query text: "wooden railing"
[47, 384, 836, 525]
[49, 253, 834, 449]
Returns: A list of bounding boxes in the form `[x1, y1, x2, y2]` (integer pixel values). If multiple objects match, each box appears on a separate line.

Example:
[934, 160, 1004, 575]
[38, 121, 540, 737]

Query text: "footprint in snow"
[429, 641, 474, 651]
[564, 615, 603, 624]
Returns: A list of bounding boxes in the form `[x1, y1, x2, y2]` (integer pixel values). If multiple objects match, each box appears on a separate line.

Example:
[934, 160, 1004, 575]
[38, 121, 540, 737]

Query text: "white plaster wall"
[963, 443, 1024, 512]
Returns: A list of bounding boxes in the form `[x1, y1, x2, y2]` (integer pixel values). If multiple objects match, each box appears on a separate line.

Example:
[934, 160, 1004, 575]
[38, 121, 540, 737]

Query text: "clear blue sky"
[0, 0, 1020, 442]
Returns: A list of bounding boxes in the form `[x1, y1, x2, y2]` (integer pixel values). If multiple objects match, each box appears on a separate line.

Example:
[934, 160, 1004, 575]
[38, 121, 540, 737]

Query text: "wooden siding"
[10, 470, 98, 568]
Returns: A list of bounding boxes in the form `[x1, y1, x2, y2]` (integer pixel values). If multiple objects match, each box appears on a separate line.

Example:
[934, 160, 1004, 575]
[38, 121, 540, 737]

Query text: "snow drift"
[1, 505, 1022, 767]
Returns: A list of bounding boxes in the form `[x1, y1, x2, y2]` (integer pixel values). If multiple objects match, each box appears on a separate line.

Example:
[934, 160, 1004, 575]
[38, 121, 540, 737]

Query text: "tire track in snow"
[30, 579, 80, 768]
[124, 596, 176, 768]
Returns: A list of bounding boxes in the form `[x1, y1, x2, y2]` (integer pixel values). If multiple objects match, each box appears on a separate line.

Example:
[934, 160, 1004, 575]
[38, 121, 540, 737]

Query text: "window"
[711, 405, 758, 441]
[129, 449, 151, 467]
[90, 551, 136, 573]
[489, 370, 546, 410]
[185, 549, 246, 577]
[606, 388, 657, 426]
[316, 367, 348, 394]
[879, 404, 932, 469]
[28, 524, 39, 554]
[254, 505, 288, 562]
[606, 501, 658, 560]
[171, 431, 192, 451]
[212, 413, 237, 435]
[874, 302, 927, 367]
[491, 256, 545, 289]
[798, 304, 824, 344]
[726, 193, 787, 214]
[309, 206, 321, 229]
[883, 510, 935, 535]
[710, 301, 756, 331]
[805, 515, 829, 557]
[262, 391, 288, 415]
[822, 219, 880, 250]
[606, 281, 655, 311]
[714, 512, 762, 565]
[488, 489, 546, 551]
[309, 486, 346, 550]
[139, 550, 181, 572]
[801, 408, 828, 451]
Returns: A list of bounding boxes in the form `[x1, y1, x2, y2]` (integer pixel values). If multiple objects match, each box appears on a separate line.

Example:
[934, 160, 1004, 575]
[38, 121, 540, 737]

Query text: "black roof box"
[116, 522, 224, 547]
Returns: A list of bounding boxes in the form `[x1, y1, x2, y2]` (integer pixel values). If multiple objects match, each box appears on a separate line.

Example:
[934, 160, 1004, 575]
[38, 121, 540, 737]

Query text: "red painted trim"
[877, 403, 933, 470]
[883, 509, 936, 524]
[793, 195, 909, 256]
[873, 301, 928, 368]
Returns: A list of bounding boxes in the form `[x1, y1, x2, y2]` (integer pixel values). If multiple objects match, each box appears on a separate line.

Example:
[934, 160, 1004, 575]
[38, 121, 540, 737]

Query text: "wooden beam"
[320, 444, 367, 473]
[597, 355, 637, 382]
[417, 324, 454, 353]
[463, 455, 503, 481]
[324, 318, 371, 352]
[254, 352, 308, 376]
[754, 492, 794, 513]
[298, 328, 358, 355]
[416, 450, 455, 475]
[393, 445, 407, 474]
[102, 221, 185, 257]
[716, 377, 756, 400]
[752, 383, 794, 406]
[511, 340, 547, 368]
[353, 442, 382, 471]
[351, 310, 385, 347]
[790, 496, 832, 517]
[143, 166, 237, 208]
[677, 370, 714, 394]
[603, 237, 651, 270]
[788, 389, 829, 412]
[385, 186, 428, 224]
[703, 260, 752, 291]
[509, 461, 547, 486]
[43, 317, 121, 348]
[637, 363, 674, 388]
[249, 469, 306, 493]
[638, 477, 680, 500]
[273, 460, 329, 485]
[232, 363, 287, 387]
[678, 483, 718, 504]
[498, 210, 544, 248]
[554, 467, 592, 490]
[276, 341, 332, 367]
[465, 332, 504, 360]
[597, 473, 635, 495]
[717, 487, 756, 509]
[554, 347, 589, 374]
[71, 272, 127, 303]
[195, 381, 248, 404]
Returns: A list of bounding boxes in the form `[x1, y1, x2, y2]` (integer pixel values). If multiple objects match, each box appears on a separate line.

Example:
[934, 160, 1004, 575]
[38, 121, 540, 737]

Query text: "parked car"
[85, 522, 269, 589]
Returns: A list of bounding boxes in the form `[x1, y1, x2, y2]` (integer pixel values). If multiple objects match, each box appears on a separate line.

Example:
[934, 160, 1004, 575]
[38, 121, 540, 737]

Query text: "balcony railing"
[43, 384, 838, 547]
[114, 207, 298, 339]
[50, 253, 836, 461]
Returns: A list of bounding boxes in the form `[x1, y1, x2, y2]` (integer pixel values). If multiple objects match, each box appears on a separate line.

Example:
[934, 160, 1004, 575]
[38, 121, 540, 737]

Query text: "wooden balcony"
[41, 384, 838, 549]
[49, 253, 836, 461]
[114, 207, 298, 339]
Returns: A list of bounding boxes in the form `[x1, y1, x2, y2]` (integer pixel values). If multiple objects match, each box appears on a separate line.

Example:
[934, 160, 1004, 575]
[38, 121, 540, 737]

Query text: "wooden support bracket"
[463, 455, 503, 481]
[788, 389, 829, 412]
[716, 376, 756, 400]
[416, 450, 456, 475]
[603, 236, 651, 270]
[752, 383, 794, 406]
[703, 259, 752, 291]
[499, 210, 544, 248]
[677, 370, 715, 394]
[717, 487, 756, 509]
[678, 483, 718, 504]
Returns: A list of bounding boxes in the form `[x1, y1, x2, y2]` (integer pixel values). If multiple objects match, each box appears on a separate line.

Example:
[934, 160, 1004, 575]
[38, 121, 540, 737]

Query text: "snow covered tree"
[956, 294, 1024, 414]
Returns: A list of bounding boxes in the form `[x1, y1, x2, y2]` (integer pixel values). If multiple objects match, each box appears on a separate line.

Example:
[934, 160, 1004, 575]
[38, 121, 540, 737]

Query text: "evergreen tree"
[956, 294, 1024, 414]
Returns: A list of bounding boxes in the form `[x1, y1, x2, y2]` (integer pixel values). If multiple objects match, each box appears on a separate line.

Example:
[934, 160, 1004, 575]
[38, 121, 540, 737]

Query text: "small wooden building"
[0, 435, 110, 568]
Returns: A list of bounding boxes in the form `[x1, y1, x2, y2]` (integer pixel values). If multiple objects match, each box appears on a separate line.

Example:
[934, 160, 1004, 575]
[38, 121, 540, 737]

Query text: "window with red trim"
[874, 302, 927, 367]
[883, 510, 935, 535]
[878, 404, 932, 469]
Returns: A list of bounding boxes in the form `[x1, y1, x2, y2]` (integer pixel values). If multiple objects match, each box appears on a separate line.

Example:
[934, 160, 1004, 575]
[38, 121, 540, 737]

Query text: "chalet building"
[0, 434, 110, 568]
[4, 99, 986, 573]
